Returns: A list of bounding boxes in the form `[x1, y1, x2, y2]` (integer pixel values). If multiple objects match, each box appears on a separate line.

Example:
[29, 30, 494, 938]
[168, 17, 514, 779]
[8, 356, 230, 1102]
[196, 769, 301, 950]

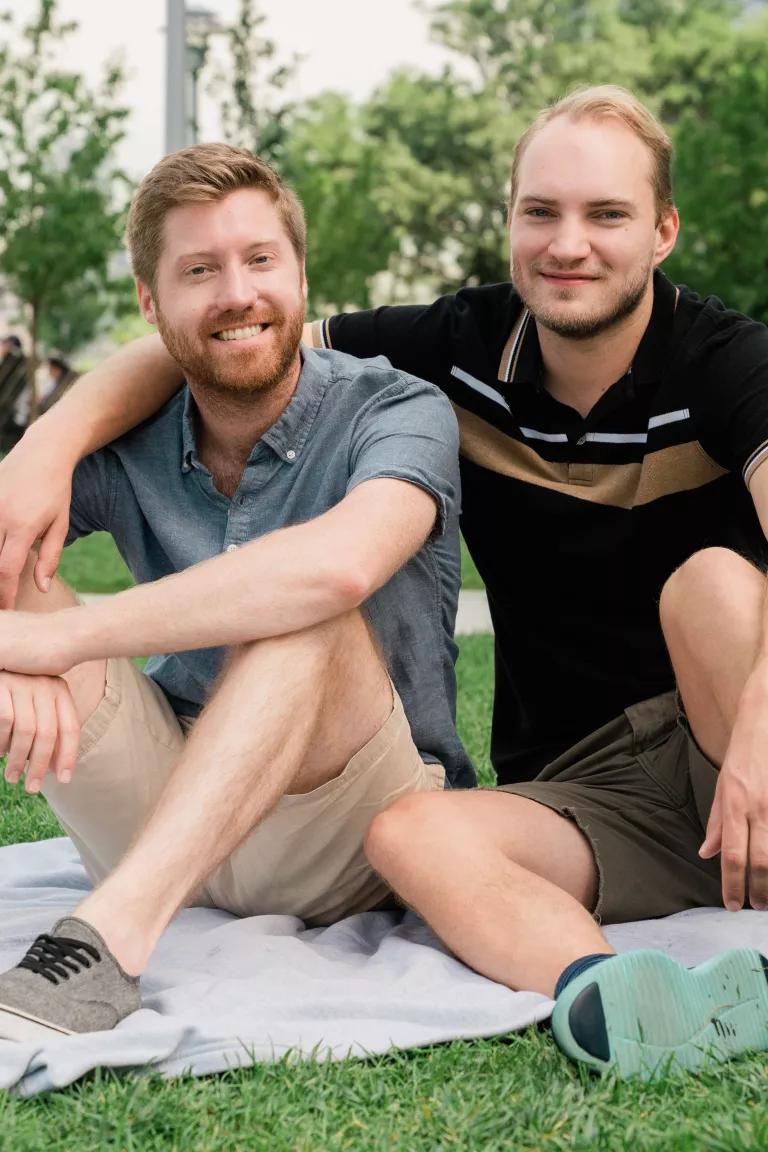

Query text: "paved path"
[79, 589, 494, 635]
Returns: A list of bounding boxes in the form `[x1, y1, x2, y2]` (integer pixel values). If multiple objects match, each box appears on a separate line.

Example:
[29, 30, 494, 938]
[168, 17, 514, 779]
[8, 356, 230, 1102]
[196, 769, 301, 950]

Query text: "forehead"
[516, 116, 655, 207]
[161, 187, 287, 255]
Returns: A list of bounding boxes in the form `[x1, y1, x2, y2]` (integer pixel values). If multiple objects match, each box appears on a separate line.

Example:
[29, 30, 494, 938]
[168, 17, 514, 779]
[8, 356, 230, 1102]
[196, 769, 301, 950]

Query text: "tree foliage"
[0, 0, 131, 381]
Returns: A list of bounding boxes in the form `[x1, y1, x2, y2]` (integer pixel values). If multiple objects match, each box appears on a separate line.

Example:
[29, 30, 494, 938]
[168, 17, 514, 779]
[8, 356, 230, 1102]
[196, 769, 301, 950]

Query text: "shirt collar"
[180, 346, 332, 473]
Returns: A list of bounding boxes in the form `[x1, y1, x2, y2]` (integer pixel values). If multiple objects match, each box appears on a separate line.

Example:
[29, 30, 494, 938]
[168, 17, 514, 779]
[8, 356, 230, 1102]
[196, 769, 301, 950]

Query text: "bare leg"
[365, 790, 612, 997]
[659, 546, 764, 762]
[75, 609, 393, 975]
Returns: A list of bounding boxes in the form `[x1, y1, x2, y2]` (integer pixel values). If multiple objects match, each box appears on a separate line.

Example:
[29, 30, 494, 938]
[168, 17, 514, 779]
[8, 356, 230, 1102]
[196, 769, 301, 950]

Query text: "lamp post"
[186, 7, 225, 145]
[165, 2, 225, 154]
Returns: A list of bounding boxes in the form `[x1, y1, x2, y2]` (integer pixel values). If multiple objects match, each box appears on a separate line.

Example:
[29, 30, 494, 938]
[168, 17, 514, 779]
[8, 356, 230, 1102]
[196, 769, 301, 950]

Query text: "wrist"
[21, 413, 84, 468]
[54, 605, 104, 669]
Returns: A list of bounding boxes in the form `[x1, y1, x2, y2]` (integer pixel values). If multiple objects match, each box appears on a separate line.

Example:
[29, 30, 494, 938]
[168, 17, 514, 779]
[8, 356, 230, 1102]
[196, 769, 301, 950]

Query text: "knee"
[233, 608, 368, 671]
[364, 792, 444, 879]
[659, 548, 759, 641]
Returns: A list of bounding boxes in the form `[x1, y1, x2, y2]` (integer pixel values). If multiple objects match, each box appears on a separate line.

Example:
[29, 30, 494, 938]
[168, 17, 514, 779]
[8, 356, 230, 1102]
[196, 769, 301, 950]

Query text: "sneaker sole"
[0, 1002, 73, 1043]
[551, 948, 768, 1079]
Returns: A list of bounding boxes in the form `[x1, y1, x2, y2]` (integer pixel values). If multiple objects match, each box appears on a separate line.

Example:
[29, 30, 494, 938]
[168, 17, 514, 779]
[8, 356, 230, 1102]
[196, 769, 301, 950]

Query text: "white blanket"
[0, 838, 765, 1097]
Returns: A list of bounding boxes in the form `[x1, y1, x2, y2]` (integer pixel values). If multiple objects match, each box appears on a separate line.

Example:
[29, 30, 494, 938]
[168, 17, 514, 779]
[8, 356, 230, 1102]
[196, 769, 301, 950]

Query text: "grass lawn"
[1, 626, 767, 1144]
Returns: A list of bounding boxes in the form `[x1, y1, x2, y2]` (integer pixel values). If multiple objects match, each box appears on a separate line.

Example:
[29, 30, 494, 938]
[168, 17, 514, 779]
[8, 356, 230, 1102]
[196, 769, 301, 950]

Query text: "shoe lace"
[18, 934, 101, 986]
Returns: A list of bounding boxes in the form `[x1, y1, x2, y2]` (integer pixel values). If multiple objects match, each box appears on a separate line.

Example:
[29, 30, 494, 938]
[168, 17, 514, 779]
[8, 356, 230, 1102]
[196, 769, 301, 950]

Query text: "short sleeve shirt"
[318, 272, 768, 783]
[66, 347, 474, 789]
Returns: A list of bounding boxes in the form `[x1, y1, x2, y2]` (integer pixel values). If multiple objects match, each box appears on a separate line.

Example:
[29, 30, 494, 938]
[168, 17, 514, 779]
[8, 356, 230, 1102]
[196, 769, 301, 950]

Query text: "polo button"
[286, 449, 296, 460]
[225, 544, 238, 553]
[576, 435, 587, 446]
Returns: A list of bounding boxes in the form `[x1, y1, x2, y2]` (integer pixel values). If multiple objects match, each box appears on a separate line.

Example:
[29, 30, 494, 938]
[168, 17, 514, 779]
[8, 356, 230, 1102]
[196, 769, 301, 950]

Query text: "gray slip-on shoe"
[0, 916, 141, 1042]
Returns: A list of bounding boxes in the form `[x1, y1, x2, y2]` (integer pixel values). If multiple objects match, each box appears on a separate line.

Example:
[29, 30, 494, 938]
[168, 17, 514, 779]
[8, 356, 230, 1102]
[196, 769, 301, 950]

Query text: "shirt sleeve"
[315, 297, 457, 389]
[692, 311, 768, 486]
[65, 451, 116, 546]
[345, 372, 460, 537]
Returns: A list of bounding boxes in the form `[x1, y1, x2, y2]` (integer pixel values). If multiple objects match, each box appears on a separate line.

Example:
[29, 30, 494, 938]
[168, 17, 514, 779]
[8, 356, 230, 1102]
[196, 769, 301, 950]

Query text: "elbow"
[329, 562, 376, 611]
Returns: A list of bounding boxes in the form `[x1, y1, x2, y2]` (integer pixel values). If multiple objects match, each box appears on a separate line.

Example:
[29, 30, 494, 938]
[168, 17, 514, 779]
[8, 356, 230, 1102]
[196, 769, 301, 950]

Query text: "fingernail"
[59, 769, 72, 784]
[42, 577, 51, 592]
[5, 772, 20, 785]
[726, 901, 741, 912]
[27, 780, 41, 795]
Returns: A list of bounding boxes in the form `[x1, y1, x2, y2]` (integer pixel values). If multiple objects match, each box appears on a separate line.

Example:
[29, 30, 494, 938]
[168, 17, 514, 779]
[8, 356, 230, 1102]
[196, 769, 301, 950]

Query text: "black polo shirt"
[314, 271, 768, 784]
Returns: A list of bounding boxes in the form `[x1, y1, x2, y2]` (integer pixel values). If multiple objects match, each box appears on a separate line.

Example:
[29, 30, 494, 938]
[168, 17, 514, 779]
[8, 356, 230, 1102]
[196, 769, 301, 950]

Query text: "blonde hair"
[127, 143, 306, 290]
[509, 85, 674, 221]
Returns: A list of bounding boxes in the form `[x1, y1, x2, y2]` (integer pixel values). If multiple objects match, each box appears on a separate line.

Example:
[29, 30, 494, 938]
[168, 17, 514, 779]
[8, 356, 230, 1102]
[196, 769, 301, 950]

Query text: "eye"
[249, 253, 272, 266]
[525, 207, 555, 219]
[594, 210, 627, 222]
[186, 265, 209, 278]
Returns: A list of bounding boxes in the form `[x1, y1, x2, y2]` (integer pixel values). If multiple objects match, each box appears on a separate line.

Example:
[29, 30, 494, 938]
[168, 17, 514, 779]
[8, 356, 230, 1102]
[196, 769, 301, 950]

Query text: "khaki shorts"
[42, 657, 445, 926]
[499, 692, 722, 923]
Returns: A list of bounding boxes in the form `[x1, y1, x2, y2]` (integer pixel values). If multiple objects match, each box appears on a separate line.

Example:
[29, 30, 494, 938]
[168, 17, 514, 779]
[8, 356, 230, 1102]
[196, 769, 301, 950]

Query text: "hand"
[0, 671, 80, 793]
[700, 677, 768, 911]
[0, 430, 73, 609]
[0, 610, 78, 677]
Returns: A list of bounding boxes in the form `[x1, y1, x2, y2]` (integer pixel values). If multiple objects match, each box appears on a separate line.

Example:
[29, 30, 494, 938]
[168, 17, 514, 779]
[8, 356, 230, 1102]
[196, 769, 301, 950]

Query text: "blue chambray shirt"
[66, 347, 474, 789]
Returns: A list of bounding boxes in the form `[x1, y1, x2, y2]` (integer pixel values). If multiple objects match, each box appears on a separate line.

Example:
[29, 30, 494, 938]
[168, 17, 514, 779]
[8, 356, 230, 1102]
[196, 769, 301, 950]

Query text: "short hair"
[127, 143, 307, 291]
[509, 85, 674, 222]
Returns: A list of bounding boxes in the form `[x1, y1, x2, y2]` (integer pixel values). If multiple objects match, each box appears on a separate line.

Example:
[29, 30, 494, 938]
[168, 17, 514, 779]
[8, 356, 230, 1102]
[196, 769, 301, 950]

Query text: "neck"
[188, 353, 301, 495]
[537, 283, 654, 418]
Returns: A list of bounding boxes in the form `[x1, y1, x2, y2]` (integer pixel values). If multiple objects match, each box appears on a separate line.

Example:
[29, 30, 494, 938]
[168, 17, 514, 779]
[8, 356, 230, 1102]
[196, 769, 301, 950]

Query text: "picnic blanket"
[0, 837, 766, 1097]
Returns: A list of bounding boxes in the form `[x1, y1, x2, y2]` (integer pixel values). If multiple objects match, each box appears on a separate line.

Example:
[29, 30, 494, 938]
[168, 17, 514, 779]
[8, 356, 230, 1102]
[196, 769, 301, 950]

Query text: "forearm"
[61, 521, 367, 665]
[23, 334, 183, 466]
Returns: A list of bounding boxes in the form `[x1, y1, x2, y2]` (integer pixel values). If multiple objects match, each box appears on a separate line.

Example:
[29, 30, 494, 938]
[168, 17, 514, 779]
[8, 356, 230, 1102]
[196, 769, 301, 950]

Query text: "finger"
[50, 687, 80, 784]
[24, 687, 58, 794]
[747, 819, 768, 911]
[700, 790, 723, 859]
[0, 685, 14, 760]
[720, 808, 749, 911]
[34, 513, 69, 593]
[0, 530, 35, 609]
[5, 688, 35, 783]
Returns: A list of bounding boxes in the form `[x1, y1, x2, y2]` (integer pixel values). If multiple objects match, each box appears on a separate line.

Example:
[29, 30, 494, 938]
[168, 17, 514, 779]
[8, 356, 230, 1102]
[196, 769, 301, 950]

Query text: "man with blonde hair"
[1, 87, 768, 1077]
[0, 142, 471, 1041]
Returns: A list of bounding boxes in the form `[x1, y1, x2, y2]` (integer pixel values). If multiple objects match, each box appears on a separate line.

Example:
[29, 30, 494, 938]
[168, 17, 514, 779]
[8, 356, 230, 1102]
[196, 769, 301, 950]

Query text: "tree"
[280, 93, 398, 312]
[0, 0, 130, 404]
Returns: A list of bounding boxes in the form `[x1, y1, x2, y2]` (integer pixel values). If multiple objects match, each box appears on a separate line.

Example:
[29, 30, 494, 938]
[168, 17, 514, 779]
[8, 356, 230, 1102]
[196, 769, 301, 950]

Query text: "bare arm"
[0, 335, 183, 605]
[0, 477, 438, 675]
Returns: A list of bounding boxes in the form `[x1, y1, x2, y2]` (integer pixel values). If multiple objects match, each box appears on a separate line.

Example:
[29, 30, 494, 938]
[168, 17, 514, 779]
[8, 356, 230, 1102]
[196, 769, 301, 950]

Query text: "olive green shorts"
[498, 692, 723, 923]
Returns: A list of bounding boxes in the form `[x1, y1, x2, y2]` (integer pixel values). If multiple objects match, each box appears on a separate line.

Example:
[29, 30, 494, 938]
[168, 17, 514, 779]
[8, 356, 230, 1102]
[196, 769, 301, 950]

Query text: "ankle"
[554, 952, 615, 999]
[74, 895, 159, 977]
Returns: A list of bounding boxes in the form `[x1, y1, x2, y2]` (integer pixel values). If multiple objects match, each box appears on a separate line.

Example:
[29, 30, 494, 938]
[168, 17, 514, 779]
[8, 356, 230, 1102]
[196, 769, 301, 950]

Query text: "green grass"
[2, 636, 768, 1146]
[58, 533, 485, 595]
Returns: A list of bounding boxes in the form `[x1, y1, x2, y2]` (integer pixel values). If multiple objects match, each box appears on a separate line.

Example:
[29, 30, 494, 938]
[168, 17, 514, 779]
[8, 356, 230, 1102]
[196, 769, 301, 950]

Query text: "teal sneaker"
[551, 948, 768, 1079]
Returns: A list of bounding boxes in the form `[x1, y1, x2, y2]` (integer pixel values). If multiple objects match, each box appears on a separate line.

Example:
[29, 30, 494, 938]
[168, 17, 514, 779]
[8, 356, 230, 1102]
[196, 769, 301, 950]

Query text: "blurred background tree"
[0, 0, 133, 404]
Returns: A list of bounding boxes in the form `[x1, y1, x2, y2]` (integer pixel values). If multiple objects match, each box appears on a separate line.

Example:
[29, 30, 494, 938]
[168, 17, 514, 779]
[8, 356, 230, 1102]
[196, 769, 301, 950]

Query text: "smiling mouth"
[212, 323, 269, 341]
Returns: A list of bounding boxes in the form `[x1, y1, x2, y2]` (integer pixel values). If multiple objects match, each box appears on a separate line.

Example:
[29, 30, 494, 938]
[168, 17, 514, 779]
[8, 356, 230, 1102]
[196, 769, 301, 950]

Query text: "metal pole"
[165, 0, 187, 154]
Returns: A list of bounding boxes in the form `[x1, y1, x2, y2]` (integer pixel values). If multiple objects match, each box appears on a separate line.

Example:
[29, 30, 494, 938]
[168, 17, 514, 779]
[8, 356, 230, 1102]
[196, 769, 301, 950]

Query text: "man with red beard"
[0, 144, 470, 1041]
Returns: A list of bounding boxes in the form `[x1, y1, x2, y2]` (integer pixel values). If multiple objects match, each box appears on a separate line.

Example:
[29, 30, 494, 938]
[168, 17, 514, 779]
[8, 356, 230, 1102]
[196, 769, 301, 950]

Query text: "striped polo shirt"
[315, 271, 768, 784]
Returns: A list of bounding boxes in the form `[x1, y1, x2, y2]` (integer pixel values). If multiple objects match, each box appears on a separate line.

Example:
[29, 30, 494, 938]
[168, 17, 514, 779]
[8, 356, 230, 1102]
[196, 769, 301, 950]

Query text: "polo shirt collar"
[180, 347, 331, 472]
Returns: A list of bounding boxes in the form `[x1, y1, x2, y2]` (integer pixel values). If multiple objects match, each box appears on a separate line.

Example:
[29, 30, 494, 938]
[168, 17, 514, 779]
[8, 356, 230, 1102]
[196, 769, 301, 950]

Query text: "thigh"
[203, 687, 444, 926]
[500, 693, 722, 923]
[42, 657, 185, 885]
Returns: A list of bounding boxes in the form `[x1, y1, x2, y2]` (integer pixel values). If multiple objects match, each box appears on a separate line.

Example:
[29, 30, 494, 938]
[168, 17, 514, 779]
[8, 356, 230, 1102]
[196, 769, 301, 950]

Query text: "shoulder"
[674, 284, 768, 378]
[307, 346, 453, 407]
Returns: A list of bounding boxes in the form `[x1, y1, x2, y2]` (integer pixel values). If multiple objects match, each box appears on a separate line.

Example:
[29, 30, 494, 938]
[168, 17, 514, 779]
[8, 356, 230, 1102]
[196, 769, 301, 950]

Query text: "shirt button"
[286, 449, 296, 460]
[225, 544, 238, 553]
[576, 435, 587, 446]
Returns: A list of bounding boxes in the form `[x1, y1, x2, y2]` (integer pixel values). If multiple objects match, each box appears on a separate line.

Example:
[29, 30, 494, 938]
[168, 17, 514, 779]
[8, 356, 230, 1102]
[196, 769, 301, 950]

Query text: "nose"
[547, 217, 591, 264]
[216, 262, 255, 312]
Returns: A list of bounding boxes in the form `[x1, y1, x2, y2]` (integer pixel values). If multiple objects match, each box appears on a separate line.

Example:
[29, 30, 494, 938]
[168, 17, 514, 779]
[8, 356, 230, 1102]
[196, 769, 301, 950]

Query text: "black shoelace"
[18, 934, 101, 986]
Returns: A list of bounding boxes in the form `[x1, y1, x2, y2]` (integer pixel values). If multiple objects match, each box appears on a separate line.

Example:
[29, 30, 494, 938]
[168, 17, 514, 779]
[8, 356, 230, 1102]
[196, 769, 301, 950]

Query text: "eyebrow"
[174, 240, 281, 266]
[518, 196, 636, 209]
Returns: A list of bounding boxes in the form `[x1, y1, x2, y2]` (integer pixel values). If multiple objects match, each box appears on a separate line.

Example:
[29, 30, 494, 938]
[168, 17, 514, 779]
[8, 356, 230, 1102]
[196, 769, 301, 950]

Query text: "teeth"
[216, 324, 265, 341]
